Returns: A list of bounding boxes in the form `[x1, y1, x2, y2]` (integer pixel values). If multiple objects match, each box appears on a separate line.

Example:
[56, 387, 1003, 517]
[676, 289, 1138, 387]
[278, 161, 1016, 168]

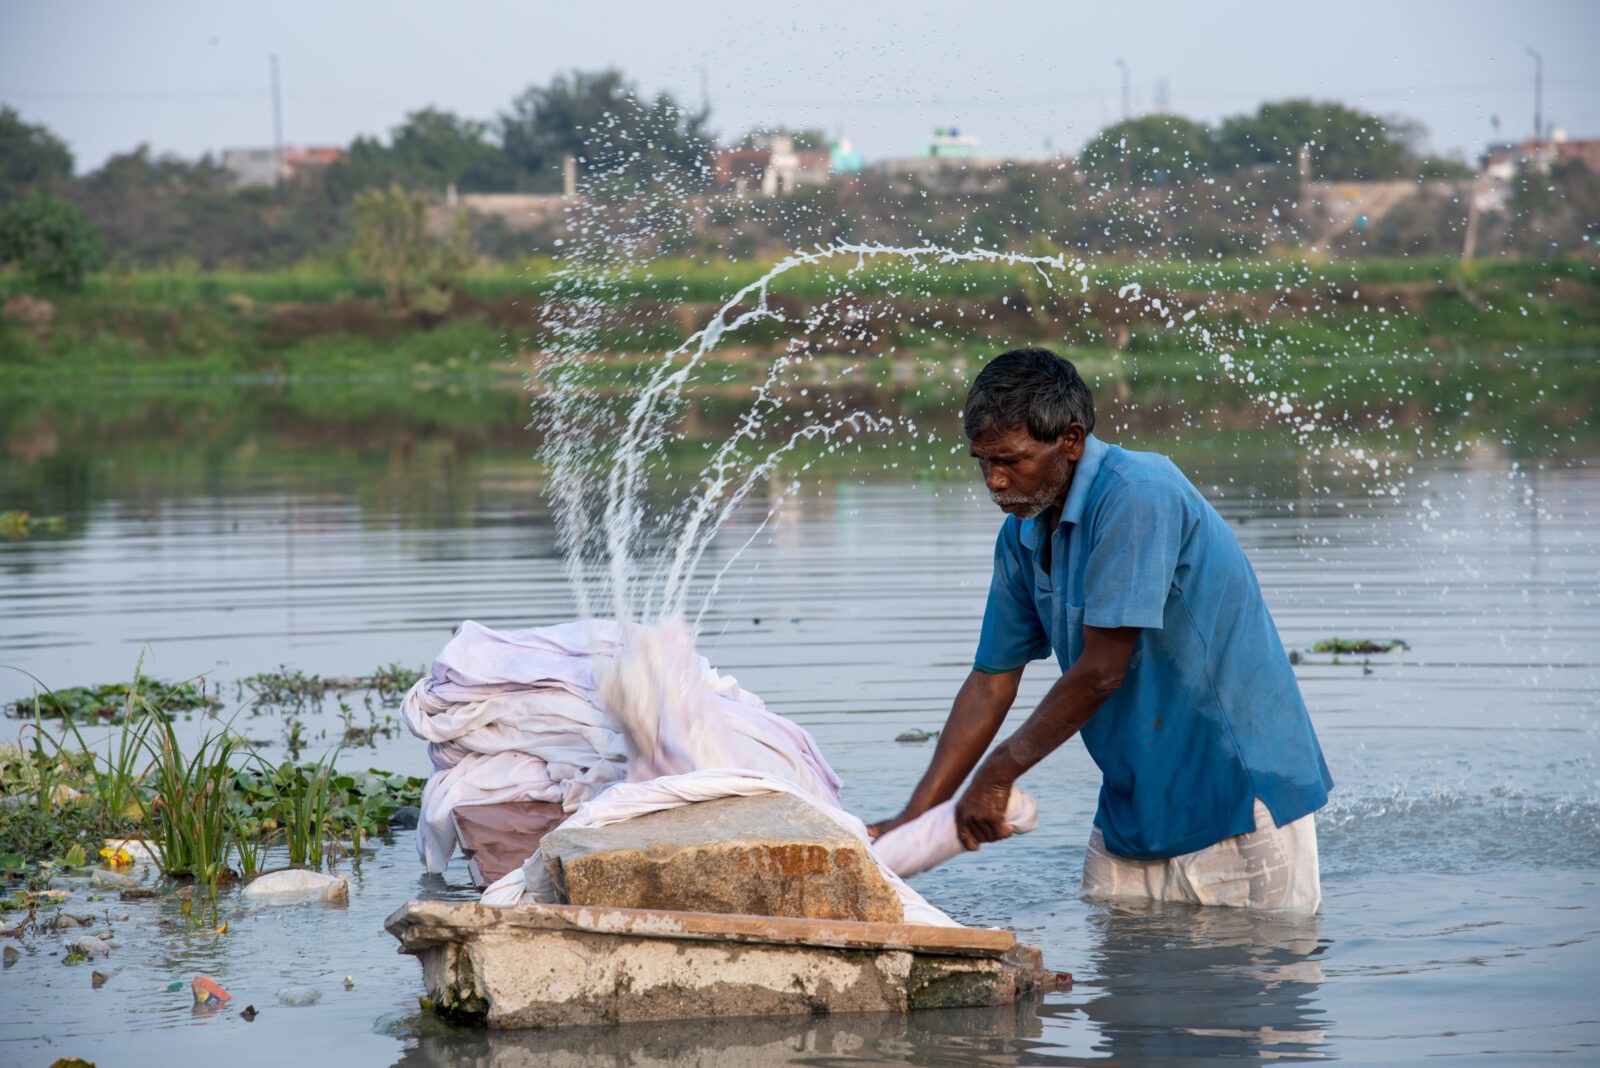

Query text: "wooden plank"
[452, 800, 567, 889]
[540, 901, 1019, 955]
[389, 899, 1016, 957]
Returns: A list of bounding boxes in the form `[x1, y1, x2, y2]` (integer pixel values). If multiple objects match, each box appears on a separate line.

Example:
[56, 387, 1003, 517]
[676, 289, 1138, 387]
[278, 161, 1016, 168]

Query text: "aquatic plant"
[0, 510, 67, 541]
[1312, 637, 1408, 654]
[277, 754, 336, 870]
[138, 714, 248, 885]
[361, 662, 424, 708]
[5, 674, 217, 723]
[239, 666, 325, 713]
[0, 674, 160, 872]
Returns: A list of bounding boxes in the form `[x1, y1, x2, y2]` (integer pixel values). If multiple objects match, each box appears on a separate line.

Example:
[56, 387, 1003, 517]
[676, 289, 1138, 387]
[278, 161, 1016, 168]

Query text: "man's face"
[969, 425, 1082, 519]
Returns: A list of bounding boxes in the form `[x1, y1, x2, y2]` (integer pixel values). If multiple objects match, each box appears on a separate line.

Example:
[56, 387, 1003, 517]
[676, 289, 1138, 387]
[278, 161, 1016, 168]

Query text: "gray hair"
[963, 348, 1096, 441]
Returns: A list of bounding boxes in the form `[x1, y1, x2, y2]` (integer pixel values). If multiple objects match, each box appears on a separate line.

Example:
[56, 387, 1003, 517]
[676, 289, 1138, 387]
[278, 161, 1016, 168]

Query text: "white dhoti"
[1081, 799, 1321, 914]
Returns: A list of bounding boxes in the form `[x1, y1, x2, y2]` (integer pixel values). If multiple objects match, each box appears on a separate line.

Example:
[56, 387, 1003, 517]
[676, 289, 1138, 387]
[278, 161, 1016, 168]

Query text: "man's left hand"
[954, 764, 1016, 851]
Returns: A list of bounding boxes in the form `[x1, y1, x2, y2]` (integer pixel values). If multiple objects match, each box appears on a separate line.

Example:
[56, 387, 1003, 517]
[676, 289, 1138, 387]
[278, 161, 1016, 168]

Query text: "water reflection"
[1042, 902, 1330, 1064]
[391, 999, 1047, 1067]
[385, 902, 1329, 1067]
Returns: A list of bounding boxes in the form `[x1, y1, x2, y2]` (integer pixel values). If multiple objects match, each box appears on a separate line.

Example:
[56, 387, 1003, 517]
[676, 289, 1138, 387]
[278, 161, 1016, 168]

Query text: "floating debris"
[1311, 637, 1408, 655]
[97, 847, 134, 869]
[191, 976, 230, 1008]
[895, 728, 939, 743]
[241, 869, 348, 905]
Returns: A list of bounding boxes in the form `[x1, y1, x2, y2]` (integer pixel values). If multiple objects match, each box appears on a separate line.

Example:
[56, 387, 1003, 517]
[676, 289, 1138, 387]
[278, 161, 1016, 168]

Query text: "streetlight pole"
[1115, 58, 1131, 187]
[1115, 58, 1130, 122]
[1525, 47, 1543, 142]
[270, 53, 284, 188]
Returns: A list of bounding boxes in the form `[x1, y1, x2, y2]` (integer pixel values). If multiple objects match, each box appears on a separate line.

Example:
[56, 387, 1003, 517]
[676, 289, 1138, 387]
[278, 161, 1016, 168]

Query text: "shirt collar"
[1019, 433, 1108, 552]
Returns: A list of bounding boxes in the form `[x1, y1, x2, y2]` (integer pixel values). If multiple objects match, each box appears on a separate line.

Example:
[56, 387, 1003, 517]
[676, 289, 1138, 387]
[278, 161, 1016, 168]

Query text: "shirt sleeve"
[1082, 474, 1187, 630]
[974, 521, 1051, 671]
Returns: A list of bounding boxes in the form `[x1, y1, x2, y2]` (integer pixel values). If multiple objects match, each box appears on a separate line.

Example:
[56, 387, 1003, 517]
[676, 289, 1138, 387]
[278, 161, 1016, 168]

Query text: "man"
[869, 348, 1332, 912]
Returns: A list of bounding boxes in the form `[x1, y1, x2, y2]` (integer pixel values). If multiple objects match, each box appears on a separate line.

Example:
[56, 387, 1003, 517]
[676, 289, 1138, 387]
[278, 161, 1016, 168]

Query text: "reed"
[139, 714, 249, 886]
[39, 666, 160, 828]
[279, 753, 337, 870]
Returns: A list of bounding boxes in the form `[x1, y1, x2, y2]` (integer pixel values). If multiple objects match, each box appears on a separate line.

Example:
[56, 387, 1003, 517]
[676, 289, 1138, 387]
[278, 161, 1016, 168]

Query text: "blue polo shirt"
[975, 435, 1332, 860]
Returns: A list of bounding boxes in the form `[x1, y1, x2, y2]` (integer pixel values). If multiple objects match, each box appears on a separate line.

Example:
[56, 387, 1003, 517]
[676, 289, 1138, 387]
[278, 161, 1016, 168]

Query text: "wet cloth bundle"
[402, 618, 834, 872]
[406, 618, 1038, 923]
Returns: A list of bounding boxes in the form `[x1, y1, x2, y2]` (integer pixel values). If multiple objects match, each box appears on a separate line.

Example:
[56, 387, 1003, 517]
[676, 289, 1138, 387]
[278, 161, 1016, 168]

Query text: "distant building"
[924, 127, 978, 159]
[873, 127, 1037, 194]
[1481, 131, 1600, 180]
[713, 134, 833, 196]
[222, 145, 344, 188]
[829, 138, 863, 175]
[432, 187, 571, 236]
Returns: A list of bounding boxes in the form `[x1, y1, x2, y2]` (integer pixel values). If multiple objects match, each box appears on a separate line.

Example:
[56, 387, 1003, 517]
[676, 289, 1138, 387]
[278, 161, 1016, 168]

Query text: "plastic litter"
[191, 976, 230, 1008]
[98, 846, 133, 869]
[241, 869, 348, 905]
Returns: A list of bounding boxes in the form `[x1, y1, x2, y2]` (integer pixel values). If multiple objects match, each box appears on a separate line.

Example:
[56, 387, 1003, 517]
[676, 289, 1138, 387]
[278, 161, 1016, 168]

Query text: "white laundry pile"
[404, 617, 1037, 926]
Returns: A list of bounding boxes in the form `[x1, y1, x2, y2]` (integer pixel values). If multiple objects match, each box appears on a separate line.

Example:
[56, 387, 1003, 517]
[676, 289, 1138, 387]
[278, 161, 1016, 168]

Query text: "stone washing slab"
[385, 899, 1067, 1029]
[539, 792, 904, 923]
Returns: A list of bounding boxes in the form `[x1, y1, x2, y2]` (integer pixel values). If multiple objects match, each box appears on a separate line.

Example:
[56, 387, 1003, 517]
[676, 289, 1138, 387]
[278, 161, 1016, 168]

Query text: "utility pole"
[1526, 47, 1543, 142]
[270, 53, 284, 188]
[1115, 57, 1131, 187]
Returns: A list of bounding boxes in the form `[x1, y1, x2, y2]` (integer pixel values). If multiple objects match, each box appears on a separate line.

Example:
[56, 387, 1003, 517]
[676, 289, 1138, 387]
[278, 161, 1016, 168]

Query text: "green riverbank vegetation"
[4, 255, 1596, 382]
[3, 255, 1596, 448]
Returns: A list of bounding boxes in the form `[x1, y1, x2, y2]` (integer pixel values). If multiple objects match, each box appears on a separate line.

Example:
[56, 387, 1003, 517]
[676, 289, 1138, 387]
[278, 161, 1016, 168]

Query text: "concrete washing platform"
[385, 898, 1065, 1029]
[394, 797, 1067, 1029]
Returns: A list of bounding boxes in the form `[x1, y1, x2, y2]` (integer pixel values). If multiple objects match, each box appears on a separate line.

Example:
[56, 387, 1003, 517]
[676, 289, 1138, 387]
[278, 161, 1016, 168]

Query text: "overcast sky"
[5, 0, 1597, 173]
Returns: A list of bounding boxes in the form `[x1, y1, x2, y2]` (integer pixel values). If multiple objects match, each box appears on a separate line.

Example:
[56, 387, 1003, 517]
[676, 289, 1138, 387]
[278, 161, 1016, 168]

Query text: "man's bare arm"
[866, 666, 1022, 838]
[954, 624, 1140, 848]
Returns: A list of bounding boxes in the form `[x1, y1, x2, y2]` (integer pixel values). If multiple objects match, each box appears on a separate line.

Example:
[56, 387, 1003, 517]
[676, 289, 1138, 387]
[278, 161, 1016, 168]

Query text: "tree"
[0, 190, 102, 290]
[350, 183, 473, 311]
[329, 107, 517, 199]
[1078, 114, 1213, 188]
[500, 69, 712, 195]
[74, 145, 255, 267]
[1212, 100, 1421, 181]
[0, 108, 75, 203]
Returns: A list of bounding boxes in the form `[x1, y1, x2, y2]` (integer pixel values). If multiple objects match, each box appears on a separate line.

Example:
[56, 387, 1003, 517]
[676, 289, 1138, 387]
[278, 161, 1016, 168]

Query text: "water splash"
[531, 241, 1092, 628]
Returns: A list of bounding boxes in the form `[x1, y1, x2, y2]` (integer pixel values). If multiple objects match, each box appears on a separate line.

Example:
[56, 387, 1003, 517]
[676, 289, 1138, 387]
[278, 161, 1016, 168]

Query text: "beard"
[990, 450, 1073, 519]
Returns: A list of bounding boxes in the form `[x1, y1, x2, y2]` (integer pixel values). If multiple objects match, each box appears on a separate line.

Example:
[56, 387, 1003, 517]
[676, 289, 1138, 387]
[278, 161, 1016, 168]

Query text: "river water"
[1, 388, 1597, 1064]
